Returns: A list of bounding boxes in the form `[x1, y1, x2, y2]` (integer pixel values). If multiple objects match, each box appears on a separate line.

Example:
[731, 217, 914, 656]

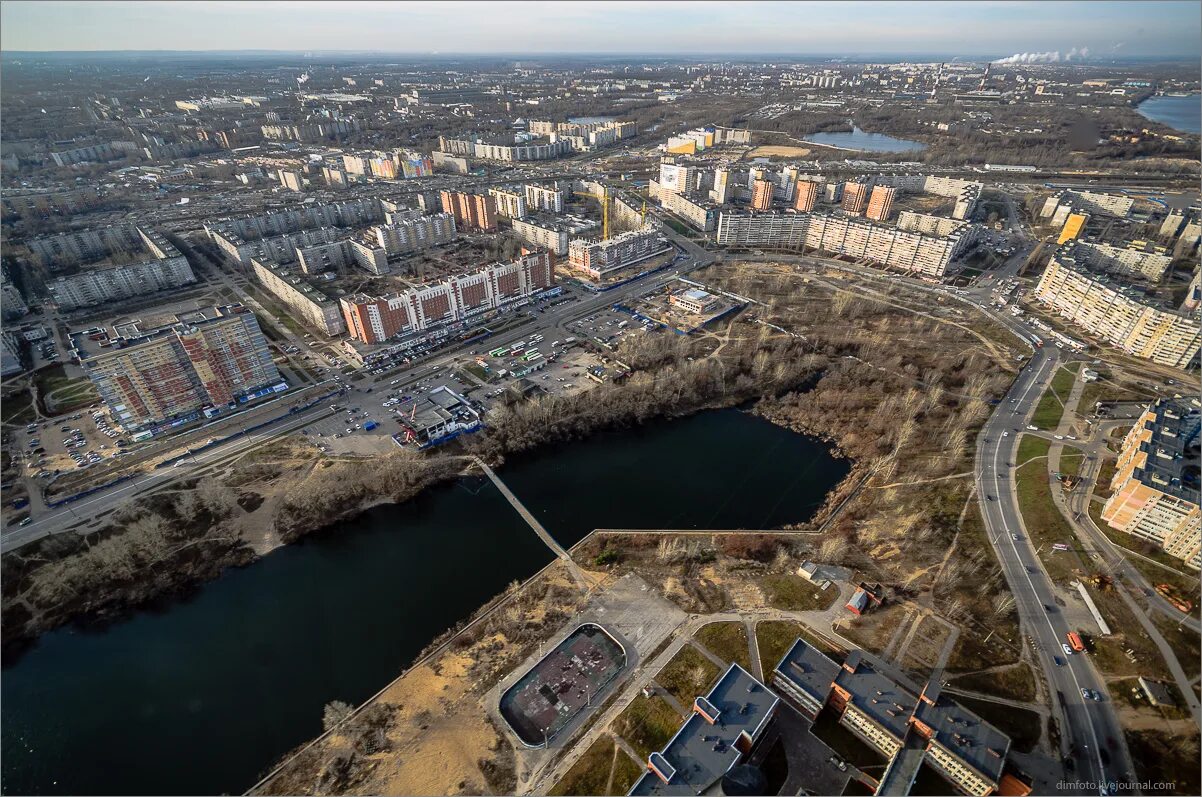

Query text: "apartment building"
[751, 179, 775, 211]
[2, 186, 101, 218]
[278, 169, 305, 192]
[260, 119, 359, 142]
[865, 185, 897, 222]
[439, 190, 498, 232]
[1102, 399, 1201, 570]
[524, 184, 565, 213]
[250, 258, 345, 336]
[842, 181, 870, 215]
[295, 237, 388, 276]
[373, 213, 457, 257]
[710, 168, 732, 205]
[871, 175, 982, 220]
[658, 162, 695, 194]
[39, 226, 196, 310]
[340, 252, 554, 345]
[1058, 239, 1173, 282]
[1032, 259, 1200, 369]
[1040, 189, 1133, 219]
[772, 643, 1012, 797]
[511, 216, 571, 256]
[660, 190, 718, 231]
[50, 142, 120, 167]
[438, 136, 571, 162]
[1057, 212, 1089, 245]
[717, 211, 978, 278]
[431, 151, 470, 174]
[793, 179, 820, 212]
[2, 273, 27, 320]
[897, 211, 965, 237]
[79, 305, 281, 433]
[568, 227, 669, 280]
[488, 187, 528, 219]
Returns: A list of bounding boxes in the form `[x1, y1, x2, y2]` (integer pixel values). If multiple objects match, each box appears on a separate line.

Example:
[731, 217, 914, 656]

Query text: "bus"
[1066, 632, 1085, 653]
[511, 342, 527, 353]
[524, 350, 543, 362]
[488, 347, 508, 357]
[1051, 543, 1070, 552]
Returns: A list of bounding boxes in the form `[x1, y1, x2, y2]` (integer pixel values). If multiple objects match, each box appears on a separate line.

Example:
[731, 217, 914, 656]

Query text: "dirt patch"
[745, 145, 813, 159]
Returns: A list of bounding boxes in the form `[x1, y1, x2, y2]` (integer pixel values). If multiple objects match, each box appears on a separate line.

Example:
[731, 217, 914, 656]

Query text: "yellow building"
[1102, 399, 1201, 570]
[1057, 212, 1089, 244]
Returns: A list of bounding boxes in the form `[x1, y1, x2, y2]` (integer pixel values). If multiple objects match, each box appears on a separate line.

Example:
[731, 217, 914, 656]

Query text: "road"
[976, 346, 1134, 794]
[1, 228, 714, 553]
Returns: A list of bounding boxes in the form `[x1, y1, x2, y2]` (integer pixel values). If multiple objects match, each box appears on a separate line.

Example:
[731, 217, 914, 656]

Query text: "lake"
[1136, 95, 1201, 135]
[1, 408, 850, 795]
[805, 125, 927, 153]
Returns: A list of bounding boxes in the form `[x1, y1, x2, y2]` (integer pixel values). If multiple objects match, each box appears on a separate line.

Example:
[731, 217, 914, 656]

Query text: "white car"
[1062, 643, 1073, 656]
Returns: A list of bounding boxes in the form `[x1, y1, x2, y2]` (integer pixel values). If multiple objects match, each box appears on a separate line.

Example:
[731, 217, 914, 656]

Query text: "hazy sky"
[2, 1, 1199, 58]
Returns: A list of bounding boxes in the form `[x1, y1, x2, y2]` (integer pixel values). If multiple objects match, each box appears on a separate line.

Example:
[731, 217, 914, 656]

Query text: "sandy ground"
[745, 145, 813, 159]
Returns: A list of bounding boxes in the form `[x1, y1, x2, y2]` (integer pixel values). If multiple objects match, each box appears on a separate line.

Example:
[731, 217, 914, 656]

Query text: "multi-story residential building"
[658, 162, 694, 194]
[1, 272, 27, 320]
[568, 227, 669, 280]
[373, 213, 457, 257]
[1102, 399, 1201, 570]
[439, 190, 497, 232]
[660, 191, 718, 231]
[842, 181, 870, 215]
[511, 216, 571, 256]
[77, 305, 281, 433]
[249, 258, 346, 336]
[1032, 258, 1201, 369]
[710, 168, 731, 205]
[871, 175, 981, 220]
[260, 119, 359, 142]
[488, 187, 528, 219]
[2, 186, 102, 218]
[793, 179, 820, 212]
[278, 169, 305, 192]
[524, 184, 565, 213]
[897, 211, 964, 237]
[50, 142, 120, 167]
[340, 252, 554, 344]
[1041, 189, 1133, 219]
[1057, 212, 1089, 245]
[438, 136, 571, 162]
[322, 166, 350, 188]
[1058, 240, 1173, 282]
[717, 211, 978, 278]
[771, 642, 1013, 797]
[295, 237, 388, 276]
[751, 179, 775, 211]
[1161, 209, 1187, 239]
[39, 226, 196, 310]
[865, 185, 897, 222]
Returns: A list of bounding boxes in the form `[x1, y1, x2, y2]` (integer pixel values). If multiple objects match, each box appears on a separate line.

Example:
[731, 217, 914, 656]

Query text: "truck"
[1066, 631, 1085, 653]
[363, 421, 378, 431]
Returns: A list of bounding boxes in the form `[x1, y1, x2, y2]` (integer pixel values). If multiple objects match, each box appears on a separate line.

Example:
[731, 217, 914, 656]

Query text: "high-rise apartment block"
[1032, 258, 1200, 369]
[865, 185, 897, 222]
[751, 179, 775, 211]
[1057, 212, 1089, 245]
[488, 187, 528, 219]
[568, 227, 669, 280]
[1102, 399, 1200, 570]
[524, 184, 565, 213]
[439, 190, 497, 232]
[40, 226, 197, 310]
[373, 213, 457, 256]
[793, 179, 820, 212]
[340, 252, 554, 345]
[278, 169, 305, 192]
[842, 181, 870, 215]
[77, 305, 281, 433]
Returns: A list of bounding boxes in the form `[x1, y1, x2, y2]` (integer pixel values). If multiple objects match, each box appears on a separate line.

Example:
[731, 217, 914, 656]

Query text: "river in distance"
[1136, 94, 1201, 135]
[805, 125, 927, 153]
[1, 408, 850, 795]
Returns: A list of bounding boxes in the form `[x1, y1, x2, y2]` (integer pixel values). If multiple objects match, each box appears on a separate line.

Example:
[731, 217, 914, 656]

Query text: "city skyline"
[2, 0, 1200, 58]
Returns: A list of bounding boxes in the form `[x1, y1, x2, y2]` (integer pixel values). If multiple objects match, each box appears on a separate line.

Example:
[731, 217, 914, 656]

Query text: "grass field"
[694, 622, 752, 672]
[610, 695, 682, 759]
[2, 389, 35, 424]
[655, 645, 722, 707]
[762, 574, 839, 611]
[949, 663, 1037, 702]
[1030, 363, 1081, 429]
[1014, 436, 1082, 583]
[1017, 434, 1051, 466]
[549, 736, 642, 796]
[756, 620, 808, 676]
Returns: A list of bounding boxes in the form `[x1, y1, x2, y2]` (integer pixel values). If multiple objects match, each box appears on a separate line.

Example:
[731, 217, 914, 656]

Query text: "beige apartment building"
[1102, 399, 1201, 570]
[1032, 259, 1200, 369]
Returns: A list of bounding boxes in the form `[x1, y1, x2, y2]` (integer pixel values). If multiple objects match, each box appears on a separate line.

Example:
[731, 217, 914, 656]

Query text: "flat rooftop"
[912, 680, 1010, 783]
[773, 638, 841, 703]
[1132, 399, 1201, 504]
[629, 663, 779, 796]
[834, 651, 916, 742]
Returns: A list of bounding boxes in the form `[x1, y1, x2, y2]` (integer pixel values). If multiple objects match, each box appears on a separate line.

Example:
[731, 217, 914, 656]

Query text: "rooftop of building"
[772, 638, 842, 702]
[834, 651, 916, 741]
[629, 663, 779, 796]
[912, 679, 1010, 784]
[1046, 256, 1196, 316]
[70, 304, 251, 360]
[1131, 398, 1202, 504]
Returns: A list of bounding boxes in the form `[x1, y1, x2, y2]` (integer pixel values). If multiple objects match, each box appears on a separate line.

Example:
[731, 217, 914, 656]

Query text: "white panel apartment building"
[250, 258, 346, 336]
[1033, 259, 1200, 369]
[1041, 189, 1134, 219]
[488, 187, 528, 219]
[1057, 240, 1174, 282]
[373, 213, 457, 255]
[511, 217, 571, 256]
[524, 184, 565, 213]
[717, 211, 978, 278]
[40, 226, 197, 309]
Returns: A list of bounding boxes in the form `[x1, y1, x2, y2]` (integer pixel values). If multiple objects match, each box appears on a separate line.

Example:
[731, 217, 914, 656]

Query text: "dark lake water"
[1, 409, 849, 795]
[1136, 95, 1201, 135]
[806, 125, 927, 153]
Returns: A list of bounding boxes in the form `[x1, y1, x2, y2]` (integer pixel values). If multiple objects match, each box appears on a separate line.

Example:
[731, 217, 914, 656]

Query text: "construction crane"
[572, 186, 610, 240]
